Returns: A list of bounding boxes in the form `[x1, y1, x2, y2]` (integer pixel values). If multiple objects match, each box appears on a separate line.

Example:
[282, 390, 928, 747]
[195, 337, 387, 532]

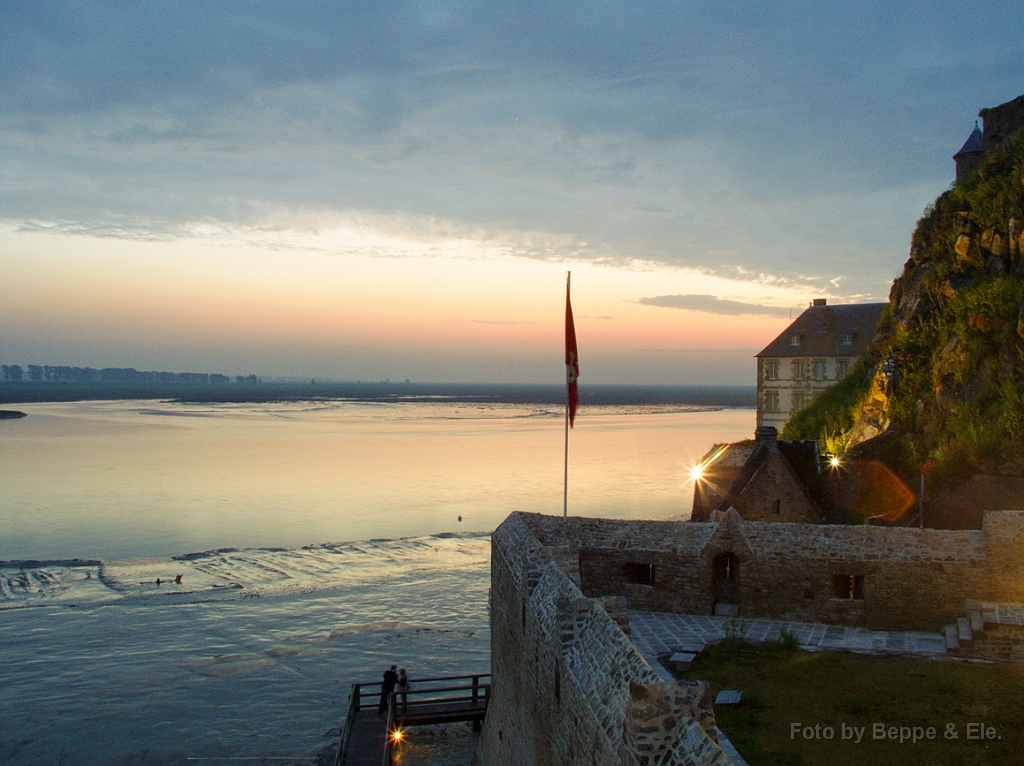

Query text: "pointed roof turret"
[954, 121, 984, 158]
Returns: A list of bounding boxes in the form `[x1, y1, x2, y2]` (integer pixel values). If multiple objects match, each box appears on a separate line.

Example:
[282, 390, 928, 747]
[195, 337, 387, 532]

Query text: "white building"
[756, 299, 886, 432]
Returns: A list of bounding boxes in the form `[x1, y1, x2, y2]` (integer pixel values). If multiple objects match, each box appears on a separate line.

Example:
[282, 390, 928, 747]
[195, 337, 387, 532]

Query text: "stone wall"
[474, 513, 731, 766]
[969, 623, 1024, 661]
[519, 509, 1024, 631]
[730, 450, 819, 523]
[981, 94, 1024, 154]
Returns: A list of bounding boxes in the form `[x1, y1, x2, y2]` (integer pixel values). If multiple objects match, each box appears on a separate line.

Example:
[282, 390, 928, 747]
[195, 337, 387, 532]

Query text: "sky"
[2, 2, 1023, 385]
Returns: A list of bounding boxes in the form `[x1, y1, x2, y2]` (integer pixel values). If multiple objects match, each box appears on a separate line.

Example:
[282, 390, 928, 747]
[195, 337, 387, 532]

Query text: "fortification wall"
[474, 513, 731, 766]
[519, 510, 1024, 631]
[981, 94, 1024, 154]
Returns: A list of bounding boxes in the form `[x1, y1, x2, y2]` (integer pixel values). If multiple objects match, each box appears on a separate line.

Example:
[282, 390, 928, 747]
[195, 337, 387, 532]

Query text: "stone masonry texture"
[473, 513, 732, 766]
[522, 508, 1024, 631]
[474, 509, 1024, 765]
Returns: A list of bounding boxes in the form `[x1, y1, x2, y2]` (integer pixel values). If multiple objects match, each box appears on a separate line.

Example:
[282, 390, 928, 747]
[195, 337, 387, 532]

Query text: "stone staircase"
[943, 601, 1024, 660]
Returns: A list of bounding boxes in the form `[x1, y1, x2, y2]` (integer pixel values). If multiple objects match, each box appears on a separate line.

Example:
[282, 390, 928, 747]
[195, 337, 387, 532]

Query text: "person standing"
[397, 668, 410, 712]
[379, 664, 399, 715]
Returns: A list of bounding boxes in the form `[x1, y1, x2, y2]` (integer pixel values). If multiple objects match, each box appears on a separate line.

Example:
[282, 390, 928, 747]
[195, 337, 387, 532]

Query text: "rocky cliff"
[794, 95, 1024, 490]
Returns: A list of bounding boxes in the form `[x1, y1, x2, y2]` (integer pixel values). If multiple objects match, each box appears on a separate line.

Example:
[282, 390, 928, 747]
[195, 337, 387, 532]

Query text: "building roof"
[954, 122, 984, 158]
[715, 427, 821, 512]
[756, 301, 886, 358]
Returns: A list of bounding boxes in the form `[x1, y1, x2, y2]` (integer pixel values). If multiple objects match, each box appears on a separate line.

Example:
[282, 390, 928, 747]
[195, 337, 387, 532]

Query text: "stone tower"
[953, 121, 983, 182]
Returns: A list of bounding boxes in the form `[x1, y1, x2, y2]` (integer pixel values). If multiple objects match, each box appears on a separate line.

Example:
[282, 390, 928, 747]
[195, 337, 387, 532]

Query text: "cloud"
[2, 2, 1023, 298]
[471, 319, 535, 326]
[638, 294, 790, 317]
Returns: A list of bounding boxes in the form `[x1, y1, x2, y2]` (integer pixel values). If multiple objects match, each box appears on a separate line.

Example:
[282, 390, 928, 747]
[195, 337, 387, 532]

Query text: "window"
[622, 562, 654, 586]
[841, 332, 855, 345]
[790, 334, 802, 347]
[792, 391, 807, 411]
[713, 552, 738, 581]
[792, 361, 806, 380]
[764, 390, 779, 413]
[831, 575, 865, 600]
[764, 360, 779, 380]
[836, 359, 850, 379]
[812, 360, 826, 380]
[773, 499, 781, 515]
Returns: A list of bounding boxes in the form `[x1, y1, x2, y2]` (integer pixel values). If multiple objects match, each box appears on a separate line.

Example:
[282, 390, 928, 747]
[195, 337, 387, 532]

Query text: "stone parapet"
[474, 513, 730, 766]
[513, 510, 1024, 632]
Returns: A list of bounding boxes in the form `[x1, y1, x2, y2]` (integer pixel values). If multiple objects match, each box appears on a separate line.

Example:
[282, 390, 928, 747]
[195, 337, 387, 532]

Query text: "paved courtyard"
[629, 610, 949, 658]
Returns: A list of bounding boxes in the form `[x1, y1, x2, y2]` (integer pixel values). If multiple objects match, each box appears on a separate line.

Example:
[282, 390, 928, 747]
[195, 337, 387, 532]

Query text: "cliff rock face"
[845, 94, 1024, 481]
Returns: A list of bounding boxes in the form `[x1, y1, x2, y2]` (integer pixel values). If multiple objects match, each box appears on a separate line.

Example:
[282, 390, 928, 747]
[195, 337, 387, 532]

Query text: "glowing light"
[689, 443, 730, 483]
[391, 729, 404, 743]
[830, 456, 841, 468]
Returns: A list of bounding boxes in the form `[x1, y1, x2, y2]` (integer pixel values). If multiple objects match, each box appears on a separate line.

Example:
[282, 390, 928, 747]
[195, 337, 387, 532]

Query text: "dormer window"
[841, 332, 855, 345]
[790, 334, 802, 347]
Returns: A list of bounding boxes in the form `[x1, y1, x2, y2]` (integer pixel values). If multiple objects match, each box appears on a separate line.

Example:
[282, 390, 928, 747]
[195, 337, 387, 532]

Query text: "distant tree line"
[1, 364, 261, 386]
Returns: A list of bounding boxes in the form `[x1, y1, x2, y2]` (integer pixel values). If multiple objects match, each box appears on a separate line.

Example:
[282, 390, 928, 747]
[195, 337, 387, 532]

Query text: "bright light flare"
[688, 443, 729, 483]
[829, 456, 841, 468]
[391, 729, 405, 743]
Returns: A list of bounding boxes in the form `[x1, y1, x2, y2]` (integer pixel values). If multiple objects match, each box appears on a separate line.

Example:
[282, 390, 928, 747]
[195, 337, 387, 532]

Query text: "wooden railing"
[335, 673, 491, 765]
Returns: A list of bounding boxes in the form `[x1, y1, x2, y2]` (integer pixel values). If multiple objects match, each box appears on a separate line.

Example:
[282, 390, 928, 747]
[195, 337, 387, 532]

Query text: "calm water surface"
[1, 400, 753, 560]
[0, 399, 752, 765]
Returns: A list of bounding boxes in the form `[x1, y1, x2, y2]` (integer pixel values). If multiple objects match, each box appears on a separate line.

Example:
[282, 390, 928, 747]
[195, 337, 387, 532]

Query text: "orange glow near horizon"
[1, 224, 808, 381]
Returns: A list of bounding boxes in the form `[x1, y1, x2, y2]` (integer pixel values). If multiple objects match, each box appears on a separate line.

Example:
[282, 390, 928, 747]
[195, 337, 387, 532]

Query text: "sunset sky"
[2, 2, 1023, 384]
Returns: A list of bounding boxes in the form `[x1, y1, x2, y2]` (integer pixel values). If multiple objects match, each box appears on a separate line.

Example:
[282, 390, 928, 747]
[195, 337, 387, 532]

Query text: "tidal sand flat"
[0, 399, 753, 763]
[0, 536, 491, 765]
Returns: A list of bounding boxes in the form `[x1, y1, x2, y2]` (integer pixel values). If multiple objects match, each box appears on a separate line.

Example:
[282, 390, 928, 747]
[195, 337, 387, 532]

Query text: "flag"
[565, 276, 579, 427]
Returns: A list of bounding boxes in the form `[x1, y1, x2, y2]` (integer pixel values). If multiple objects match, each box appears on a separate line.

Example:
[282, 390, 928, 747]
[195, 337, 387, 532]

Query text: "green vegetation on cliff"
[780, 357, 873, 455]
[788, 120, 1024, 478]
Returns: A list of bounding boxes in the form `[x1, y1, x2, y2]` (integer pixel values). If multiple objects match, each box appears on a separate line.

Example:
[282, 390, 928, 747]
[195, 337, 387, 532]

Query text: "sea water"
[0, 400, 753, 765]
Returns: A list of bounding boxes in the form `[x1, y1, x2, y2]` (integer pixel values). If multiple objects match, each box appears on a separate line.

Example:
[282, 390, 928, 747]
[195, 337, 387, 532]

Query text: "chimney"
[812, 298, 827, 307]
[754, 426, 778, 444]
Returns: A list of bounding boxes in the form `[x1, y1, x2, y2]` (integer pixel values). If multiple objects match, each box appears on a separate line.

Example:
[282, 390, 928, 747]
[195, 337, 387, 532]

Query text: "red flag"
[565, 277, 579, 427]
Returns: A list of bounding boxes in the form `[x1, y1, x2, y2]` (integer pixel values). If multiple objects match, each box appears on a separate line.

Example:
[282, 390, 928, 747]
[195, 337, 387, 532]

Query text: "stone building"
[755, 299, 885, 432]
[953, 122, 984, 182]
[691, 426, 824, 524]
[954, 93, 1024, 183]
[509, 509, 1024, 630]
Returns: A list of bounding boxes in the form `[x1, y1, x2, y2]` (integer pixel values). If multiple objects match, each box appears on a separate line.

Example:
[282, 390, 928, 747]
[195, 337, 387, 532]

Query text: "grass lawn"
[672, 639, 1024, 766]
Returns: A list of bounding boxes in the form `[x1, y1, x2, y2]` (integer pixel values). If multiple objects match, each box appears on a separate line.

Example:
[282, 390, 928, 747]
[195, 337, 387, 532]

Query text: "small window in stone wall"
[831, 574, 865, 600]
[622, 562, 655, 586]
[713, 552, 738, 580]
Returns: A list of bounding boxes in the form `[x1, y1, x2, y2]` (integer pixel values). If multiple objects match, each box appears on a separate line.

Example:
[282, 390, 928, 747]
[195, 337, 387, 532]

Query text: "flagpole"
[564, 271, 570, 519]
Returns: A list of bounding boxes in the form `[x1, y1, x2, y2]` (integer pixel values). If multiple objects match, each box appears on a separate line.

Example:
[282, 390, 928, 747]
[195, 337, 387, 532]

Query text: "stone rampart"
[517, 509, 1024, 631]
[981, 94, 1024, 154]
[474, 513, 731, 766]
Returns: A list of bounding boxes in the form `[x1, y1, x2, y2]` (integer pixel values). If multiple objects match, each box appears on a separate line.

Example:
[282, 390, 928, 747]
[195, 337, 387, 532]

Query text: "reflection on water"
[0, 537, 491, 765]
[0, 400, 752, 560]
[0, 400, 753, 765]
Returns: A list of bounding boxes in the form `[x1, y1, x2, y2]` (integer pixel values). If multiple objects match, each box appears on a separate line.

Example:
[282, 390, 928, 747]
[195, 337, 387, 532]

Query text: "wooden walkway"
[334, 674, 490, 766]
